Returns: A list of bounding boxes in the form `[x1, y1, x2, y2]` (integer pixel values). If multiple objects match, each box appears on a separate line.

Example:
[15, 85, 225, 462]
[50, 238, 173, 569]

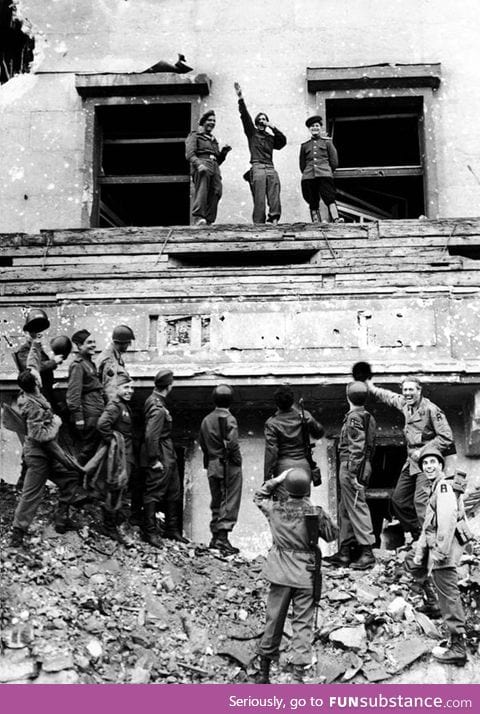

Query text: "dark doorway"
[366, 444, 406, 545]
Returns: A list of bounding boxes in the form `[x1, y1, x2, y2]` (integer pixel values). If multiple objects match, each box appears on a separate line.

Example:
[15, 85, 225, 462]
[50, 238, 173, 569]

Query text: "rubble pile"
[1, 481, 479, 684]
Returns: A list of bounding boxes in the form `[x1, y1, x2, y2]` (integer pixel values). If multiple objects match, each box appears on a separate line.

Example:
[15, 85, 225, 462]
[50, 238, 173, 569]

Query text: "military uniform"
[142, 389, 181, 531]
[199, 406, 243, 538]
[12, 391, 85, 534]
[14, 338, 58, 408]
[368, 384, 454, 536]
[264, 407, 324, 482]
[238, 98, 286, 224]
[66, 353, 105, 464]
[254, 478, 336, 667]
[407, 473, 469, 641]
[299, 135, 339, 212]
[96, 343, 131, 402]
[185, 129, 229, 224]
[337, 406, 376, 549]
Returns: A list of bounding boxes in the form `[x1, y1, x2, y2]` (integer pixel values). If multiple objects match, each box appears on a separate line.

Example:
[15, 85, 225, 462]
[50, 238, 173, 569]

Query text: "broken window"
[0, 0, 34, 84]
[76, 72, 211, 227]
[306, 64, 441, 221]
[327, 97, 425, 220]
[95, 103, 191, 227]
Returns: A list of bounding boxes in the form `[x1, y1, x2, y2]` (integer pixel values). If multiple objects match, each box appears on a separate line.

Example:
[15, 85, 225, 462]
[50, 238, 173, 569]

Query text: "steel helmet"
[352, 361, 373, 382]
[346, 381, 368, 406]
[112, 324, 135, 342]
[418, 445, 445, 469]
[213, 384, 234, 407]
[23, 308, 50, 333]
[50, 335, 73, 359]
[285, 468, 311, 498]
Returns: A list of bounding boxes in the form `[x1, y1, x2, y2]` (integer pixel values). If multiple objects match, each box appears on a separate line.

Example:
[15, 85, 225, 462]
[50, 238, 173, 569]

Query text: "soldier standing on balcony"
[366, 376, 454, 541]
[96, 324, 135, 402]
[299, 115, 343, 223]
[185, 110, 232, 226]
[234, 82, 287, 225]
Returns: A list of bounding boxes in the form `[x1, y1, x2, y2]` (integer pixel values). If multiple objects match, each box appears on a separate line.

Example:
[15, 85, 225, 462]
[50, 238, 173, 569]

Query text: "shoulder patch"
[440, 483, 448, 493]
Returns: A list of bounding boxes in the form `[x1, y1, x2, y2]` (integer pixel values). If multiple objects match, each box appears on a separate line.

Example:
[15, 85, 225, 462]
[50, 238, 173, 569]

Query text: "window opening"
[95, 103, 191, 227]
[326, 97, 425, 221]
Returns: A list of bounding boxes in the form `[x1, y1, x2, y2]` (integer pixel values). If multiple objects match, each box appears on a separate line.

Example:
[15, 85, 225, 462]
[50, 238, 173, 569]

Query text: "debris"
[315, 651, 346, 683]
[85, 638, 103, 660]
[217, 641, 256, 668]
[329, 625, 367, 651]
[414, 611, 442, 639]
[0, 653, 36, 683]
[388, 637, 431, 672]
[327, 589, 353, 603]
[35, 670, 79, 684]
[387, 596, 409, 621]
[362, 661, 390, 682]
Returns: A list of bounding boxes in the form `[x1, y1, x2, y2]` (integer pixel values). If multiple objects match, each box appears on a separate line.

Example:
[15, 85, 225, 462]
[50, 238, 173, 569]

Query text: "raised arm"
[235, 82, 255, 138]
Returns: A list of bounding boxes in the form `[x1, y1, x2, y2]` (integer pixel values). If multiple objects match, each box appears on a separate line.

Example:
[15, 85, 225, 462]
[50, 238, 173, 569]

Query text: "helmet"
[23, 308, 50, 333]
[213, 384, 234, 407]
[284, 468, 311, 498]
[50, 335, 73, 359]
[346, 381, 368, 406]
[112, 324, 135, 342]
[417, 445, 445, 469]
[352, 361, 373, 382]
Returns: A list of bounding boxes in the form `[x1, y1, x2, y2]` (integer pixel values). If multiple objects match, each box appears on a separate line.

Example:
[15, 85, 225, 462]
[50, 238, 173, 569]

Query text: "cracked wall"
[0, 0, 479, 231]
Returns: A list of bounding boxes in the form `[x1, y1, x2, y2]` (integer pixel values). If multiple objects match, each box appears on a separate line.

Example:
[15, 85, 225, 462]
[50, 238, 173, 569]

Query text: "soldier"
[367, 376, 454, 540]
[95, 375, 135, 542]
[9, 369, 87, 547]
[299, 115, 343, 223]
[14, 308, 63, 409]
[406, 446, 470, 665]
[264, 385, 324, 486]
[199, 384, 242, 555]
[96, 324, 135, 402]
[66, 330, 105, 465]
[185, 110, 231, 226]
[254, 468, 337, 684]
[324, 381, 376, 570]
[142, 369, 187, 546]
[234, 82, 287, 225]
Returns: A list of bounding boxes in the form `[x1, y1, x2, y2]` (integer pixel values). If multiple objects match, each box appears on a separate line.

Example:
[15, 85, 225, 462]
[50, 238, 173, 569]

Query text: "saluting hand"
[234, 82, 242, 98]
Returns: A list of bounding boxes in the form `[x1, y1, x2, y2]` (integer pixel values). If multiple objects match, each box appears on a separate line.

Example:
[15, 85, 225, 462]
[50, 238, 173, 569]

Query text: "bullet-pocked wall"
[1, 0, 480, 232]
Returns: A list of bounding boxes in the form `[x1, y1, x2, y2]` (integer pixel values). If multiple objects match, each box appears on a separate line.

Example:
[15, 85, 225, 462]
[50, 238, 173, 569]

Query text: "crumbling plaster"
[0, 0, 479, 229]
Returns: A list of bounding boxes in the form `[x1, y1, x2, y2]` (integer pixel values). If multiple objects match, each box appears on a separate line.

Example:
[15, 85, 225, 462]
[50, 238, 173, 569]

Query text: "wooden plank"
[334, 166, 423, 178]
[306, 63, 441, 91]
[75, 72, 212, 97]
[97, 174, 190, 184]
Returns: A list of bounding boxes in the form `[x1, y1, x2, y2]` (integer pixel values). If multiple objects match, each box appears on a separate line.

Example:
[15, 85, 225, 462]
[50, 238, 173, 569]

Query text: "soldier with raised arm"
[366, 376, 454, 540]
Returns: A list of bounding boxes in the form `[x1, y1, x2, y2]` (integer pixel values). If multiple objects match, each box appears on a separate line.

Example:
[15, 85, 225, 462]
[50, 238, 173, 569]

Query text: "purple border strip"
[1, 684, 479, 714]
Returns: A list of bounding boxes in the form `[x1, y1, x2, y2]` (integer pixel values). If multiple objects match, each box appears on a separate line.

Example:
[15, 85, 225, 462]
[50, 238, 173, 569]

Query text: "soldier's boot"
[323, 543, 352, 568]
[291, 664, 306, 683]
[432, 634, 467, 666]
[417, 580, 442, 619]
[164, 503, 189, 543]
[141, 503, 163, 548]
[216, 530, 240, 555]
[255, 656, 271, 684]
[99, 508, 124, 543]
[9, 527, 25, 548]
[54, 503, 75, 534]
[351, 545, 376, 570]
[129, 492, 144, 528]
[310, 209, 320, 224]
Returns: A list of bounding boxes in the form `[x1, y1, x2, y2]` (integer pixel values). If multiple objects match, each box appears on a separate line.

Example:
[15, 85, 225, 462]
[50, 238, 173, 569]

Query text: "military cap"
[71, 329, 90, 347]
[346, 381, 368, 406]
[116, 373, 134, 387]
[418, 445, 445, 469]
[199, 110, 215, 126]
[305, 114, 323, 128]
[154, 369, 174, 389]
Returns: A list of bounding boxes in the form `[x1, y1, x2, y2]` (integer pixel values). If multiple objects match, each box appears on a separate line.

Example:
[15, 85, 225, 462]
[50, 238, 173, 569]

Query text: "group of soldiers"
[7, 310, 473, 680]
[185, 82, 344, 226]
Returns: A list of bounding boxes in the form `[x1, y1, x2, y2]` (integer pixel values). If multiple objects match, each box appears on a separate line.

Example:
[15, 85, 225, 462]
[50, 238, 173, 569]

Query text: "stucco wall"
[1, 0, 480, 232]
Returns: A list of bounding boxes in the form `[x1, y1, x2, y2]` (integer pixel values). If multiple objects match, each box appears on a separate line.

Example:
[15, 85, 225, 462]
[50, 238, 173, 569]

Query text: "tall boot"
[142, 503, 163, 548]
[310, 209, 320, 223]
[351, 544, 375, 570]
[255, 656, 271, 684]
[323, 542, 352, 567]
[417, 579, 442, 619]
[54, 503, 75, 534]
[216, 530, 240, 555]
[99, 507, 123, 542]
[164, 501, 188, 543]
[129, 490, 144, 527]
[9, 527, 25, 548]
[432, 633, 467, 666]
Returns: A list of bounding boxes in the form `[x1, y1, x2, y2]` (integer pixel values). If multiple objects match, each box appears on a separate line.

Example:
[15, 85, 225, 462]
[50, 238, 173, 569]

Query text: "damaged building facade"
[1, 0, 480, 554]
